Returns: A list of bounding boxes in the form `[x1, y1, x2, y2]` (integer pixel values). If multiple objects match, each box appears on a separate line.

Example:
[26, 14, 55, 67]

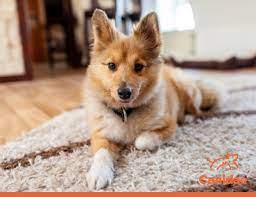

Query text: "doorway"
[26, 0, 83, 78]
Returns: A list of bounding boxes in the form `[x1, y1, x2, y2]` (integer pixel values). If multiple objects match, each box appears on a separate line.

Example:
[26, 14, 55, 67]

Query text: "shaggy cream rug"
[0, 72, 256, 192]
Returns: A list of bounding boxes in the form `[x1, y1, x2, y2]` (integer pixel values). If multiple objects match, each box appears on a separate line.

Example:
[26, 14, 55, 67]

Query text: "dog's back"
[161, 65, 226, 122]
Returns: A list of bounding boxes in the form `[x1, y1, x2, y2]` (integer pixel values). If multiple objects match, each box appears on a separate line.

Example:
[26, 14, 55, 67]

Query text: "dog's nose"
[117, 87, 132, 100]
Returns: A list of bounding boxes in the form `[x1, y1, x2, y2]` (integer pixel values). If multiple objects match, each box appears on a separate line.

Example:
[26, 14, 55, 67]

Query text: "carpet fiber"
[0, 72, 256, 192]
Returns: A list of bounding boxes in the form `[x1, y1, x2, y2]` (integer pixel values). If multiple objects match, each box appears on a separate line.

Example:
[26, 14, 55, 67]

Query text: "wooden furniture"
[27, 0, 48, 62]
[44, 0, 82, 69]
[84, 0, 116, 65]
[165, 55, 256, 70]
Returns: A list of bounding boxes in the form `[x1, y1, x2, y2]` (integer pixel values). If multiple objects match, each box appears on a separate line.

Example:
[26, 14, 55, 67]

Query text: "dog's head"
[88, 9, 162, 108]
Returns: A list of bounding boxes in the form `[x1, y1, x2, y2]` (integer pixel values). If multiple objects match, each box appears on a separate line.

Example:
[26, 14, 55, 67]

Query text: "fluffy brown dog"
[84, 9, 225, 190]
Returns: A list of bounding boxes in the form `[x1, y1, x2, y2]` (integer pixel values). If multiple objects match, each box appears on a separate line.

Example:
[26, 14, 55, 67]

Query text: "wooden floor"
[0, 64, 87, 144]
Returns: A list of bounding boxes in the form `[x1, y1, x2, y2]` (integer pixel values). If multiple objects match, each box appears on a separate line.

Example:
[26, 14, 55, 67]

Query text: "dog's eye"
[108, 63, 116, 71]
[134, 63, 144, 72]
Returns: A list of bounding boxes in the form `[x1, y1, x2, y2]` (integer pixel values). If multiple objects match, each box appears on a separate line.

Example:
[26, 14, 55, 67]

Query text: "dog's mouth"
[114, 95, 138, 108]
[118, 99, 132, 104]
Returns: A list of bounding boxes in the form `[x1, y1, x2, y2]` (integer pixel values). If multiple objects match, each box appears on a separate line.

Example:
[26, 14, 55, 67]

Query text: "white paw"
[87, 164, 114, 190]
[87, 149, 114, 190]
[135, 132, 163, 151]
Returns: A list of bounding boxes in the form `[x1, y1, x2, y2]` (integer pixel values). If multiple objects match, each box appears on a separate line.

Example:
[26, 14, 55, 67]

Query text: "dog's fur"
[83, 9, 225, 190]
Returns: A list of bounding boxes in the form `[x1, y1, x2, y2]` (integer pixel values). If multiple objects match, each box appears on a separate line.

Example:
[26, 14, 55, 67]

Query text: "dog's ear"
[91, 9, 119, 52]
[134, 12, 161, 58]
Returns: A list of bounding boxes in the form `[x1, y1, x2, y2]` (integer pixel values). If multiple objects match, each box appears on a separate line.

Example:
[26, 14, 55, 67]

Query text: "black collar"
[112, 107, 134, 122]
[103, 102, 138, 122]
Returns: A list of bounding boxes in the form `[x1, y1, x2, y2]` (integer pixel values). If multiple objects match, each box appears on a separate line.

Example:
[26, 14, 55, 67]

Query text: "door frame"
[0, 0, 33, 83]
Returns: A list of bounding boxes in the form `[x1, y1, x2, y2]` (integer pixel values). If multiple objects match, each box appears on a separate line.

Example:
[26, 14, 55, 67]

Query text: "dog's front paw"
[135, 132, 162, 151]
[87, 162, 114, 190]
[87, 148, 114, 190]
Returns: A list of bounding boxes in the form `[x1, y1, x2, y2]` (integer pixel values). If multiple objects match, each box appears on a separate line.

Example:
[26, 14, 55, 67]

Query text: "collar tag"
[122, 108, 128, 122]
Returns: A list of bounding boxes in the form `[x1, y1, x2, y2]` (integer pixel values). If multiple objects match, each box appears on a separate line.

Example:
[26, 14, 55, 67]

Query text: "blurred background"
[0, 0, 256, 143]
[1, 0, 256, 80]
[2, 0, 256, 80]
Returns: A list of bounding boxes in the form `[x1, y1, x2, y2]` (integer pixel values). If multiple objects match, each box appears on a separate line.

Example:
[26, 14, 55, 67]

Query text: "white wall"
[141, 0, 157, 16]
[191, 0, 256, 59]
[161, 31, 195, 58]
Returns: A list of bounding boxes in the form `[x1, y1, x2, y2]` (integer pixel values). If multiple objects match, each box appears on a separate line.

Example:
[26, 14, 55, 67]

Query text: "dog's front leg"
[135, 117, 177, 151]
[87, 131, 121, 190]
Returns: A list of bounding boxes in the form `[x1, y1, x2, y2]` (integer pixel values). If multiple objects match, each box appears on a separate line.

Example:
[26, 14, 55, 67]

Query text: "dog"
[83, 9, 225, 190]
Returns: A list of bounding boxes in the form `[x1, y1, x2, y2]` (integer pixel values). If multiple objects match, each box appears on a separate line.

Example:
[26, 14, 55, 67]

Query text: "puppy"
[84, 9, 225, 190]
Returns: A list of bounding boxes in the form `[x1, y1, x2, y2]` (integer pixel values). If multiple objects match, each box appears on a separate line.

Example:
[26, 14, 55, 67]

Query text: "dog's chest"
[101, 103, 167, 145]
[100, 118, 141, 144]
